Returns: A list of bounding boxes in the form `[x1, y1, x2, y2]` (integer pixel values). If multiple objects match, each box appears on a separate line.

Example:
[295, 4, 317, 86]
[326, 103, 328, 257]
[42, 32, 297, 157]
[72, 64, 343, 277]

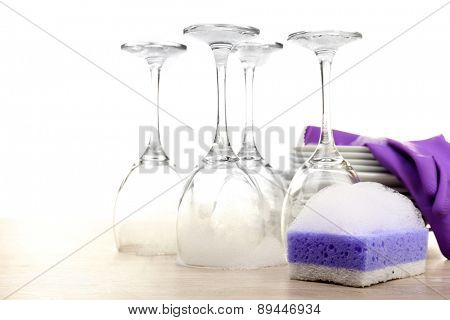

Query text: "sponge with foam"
[287, 182, 428, 287]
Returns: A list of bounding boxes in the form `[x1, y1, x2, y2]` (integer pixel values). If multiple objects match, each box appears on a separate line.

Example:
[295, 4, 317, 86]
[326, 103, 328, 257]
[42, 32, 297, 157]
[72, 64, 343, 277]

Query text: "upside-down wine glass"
[178, 24, 284, 269]
[282, 31, 362, 241]
[114, 42, 186, 256]
[232, 41, 286, 263]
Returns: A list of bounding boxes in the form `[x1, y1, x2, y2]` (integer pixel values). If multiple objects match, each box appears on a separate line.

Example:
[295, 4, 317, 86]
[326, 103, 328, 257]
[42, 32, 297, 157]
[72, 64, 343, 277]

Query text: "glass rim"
[183, 24, 260, 36]
[287, 30, 362, 41]
[121, 41, 187, 51]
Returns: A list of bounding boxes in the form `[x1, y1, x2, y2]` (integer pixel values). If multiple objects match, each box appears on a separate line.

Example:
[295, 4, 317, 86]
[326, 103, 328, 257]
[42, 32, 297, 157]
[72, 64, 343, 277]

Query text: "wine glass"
[113, 41, 186, 256]
[231, 41, 286, 255]
[282, 31, 361, 241]
[178, 24, 283, 269]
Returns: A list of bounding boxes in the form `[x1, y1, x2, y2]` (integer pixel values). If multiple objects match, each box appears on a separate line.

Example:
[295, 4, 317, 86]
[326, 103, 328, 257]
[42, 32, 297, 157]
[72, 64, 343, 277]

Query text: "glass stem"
[204, 47, 237, 163]
[238, 65, 261, 160]
[142, 62, 168, 162]
[315, 51, 340, 158]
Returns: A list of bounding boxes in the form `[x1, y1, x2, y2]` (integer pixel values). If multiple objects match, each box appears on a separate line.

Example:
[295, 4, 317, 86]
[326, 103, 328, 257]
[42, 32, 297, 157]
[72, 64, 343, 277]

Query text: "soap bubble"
[289, 182, 425, 235]
[178, 173, 285, 269]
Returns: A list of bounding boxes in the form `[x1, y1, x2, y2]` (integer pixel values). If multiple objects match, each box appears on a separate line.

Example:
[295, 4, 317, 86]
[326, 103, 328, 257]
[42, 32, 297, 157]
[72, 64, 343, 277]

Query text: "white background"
[0, 0, 448, 219]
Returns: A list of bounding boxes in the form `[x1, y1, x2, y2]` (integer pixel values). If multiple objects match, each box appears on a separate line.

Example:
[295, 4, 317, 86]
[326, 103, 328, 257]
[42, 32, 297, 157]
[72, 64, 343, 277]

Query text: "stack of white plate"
[285, 145, 412, 201]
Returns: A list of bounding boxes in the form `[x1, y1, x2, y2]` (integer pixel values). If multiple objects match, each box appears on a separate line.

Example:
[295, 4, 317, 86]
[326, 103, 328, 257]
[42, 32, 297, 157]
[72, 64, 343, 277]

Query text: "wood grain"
[0, 219, 448, 299]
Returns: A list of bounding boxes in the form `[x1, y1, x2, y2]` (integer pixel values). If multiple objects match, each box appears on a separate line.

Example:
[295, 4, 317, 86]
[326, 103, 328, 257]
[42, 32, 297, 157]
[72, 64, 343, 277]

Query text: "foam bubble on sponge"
[289, 182, 425, 235]
[287, 182, 428, 287]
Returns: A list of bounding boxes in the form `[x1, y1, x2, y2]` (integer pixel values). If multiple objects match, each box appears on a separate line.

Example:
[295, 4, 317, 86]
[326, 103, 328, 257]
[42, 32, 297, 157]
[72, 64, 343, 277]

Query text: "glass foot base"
[288, 30, 362, 53]
[121, 41, 186, 64]
[183, 24, 259, 48]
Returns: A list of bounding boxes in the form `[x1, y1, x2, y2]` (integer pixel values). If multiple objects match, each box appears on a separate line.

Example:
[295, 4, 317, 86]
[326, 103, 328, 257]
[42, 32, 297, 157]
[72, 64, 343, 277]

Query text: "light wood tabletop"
[0, 219, 448, 300]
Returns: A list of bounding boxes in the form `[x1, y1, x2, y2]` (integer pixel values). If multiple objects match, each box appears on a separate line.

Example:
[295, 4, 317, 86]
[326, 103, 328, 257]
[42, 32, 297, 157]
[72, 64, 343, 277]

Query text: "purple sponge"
[288, 229, 428, 287]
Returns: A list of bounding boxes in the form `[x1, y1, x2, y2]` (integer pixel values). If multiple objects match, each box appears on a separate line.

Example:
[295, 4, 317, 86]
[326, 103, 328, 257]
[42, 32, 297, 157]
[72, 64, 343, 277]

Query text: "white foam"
[177, 233, 286, 269]
[116, 211, 177, 255]
[289, 182, 425, 235]
[114, 185, 179, 256]
[178, 179, 285, 269]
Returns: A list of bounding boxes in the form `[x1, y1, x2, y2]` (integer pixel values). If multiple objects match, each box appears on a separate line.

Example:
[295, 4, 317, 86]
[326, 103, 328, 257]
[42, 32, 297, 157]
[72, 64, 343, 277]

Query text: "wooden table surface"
[0, 219, 448, 300]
